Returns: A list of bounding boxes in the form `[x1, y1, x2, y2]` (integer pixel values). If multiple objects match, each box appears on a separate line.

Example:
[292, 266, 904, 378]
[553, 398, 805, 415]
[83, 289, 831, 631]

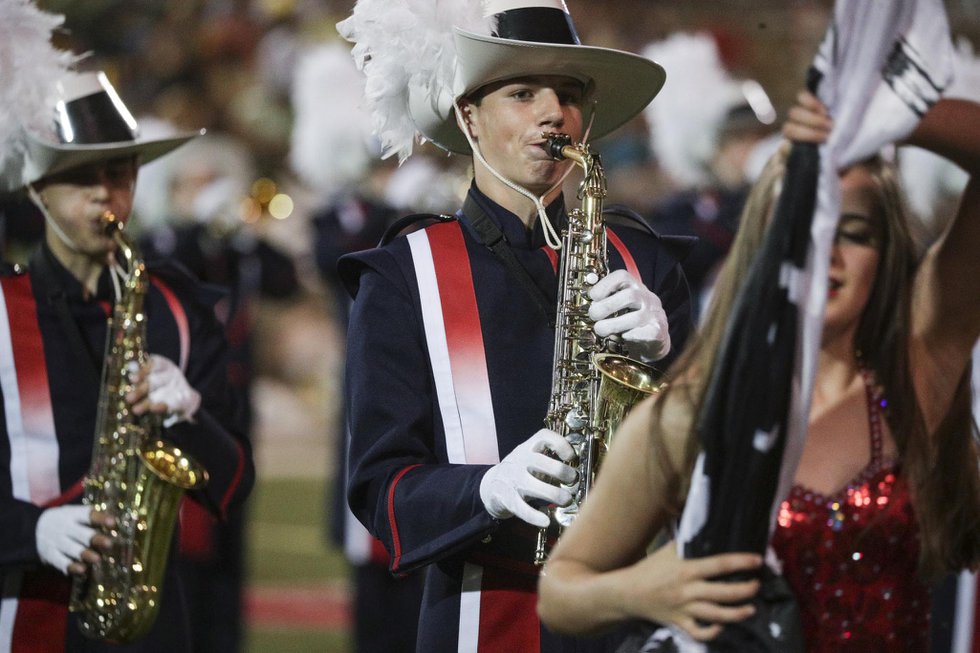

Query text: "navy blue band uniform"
[0, 243, 255, 652]
[341, 185, 693, 653]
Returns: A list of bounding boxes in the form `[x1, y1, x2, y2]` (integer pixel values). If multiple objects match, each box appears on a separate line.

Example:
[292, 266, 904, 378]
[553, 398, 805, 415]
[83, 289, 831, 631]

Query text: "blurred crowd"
[2, 0, 979, 651]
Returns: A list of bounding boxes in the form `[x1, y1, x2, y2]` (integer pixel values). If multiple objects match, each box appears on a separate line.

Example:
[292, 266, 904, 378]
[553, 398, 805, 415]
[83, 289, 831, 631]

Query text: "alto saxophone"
[69, 211, 208, 643]
[534, 134, 665, 565]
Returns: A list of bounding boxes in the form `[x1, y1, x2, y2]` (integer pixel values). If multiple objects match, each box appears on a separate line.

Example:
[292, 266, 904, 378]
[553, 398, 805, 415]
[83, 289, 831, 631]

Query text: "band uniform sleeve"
[154, 276, 255, 520]
[652, 244, 694, 370]
[341, 248, 498, 575]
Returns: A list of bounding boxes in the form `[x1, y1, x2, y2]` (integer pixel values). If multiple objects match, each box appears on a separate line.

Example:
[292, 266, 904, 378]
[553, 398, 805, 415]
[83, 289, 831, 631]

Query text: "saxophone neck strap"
[463, 194, 556, 328]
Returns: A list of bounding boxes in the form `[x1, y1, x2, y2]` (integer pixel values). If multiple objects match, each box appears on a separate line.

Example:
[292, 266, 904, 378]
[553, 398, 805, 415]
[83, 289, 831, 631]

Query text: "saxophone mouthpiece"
[101, 211, 122, 236]
[541, 132, 573, 160]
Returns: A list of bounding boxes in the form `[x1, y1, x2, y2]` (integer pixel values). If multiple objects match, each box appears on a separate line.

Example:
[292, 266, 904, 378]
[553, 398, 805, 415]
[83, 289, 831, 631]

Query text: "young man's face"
[36, 157, 137, 261]
[461, 75, 586, 196]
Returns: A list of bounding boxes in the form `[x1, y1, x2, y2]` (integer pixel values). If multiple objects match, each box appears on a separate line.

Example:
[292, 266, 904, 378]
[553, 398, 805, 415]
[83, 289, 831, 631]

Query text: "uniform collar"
[463, 182, 566, 250]
[29, 242, 114, 303]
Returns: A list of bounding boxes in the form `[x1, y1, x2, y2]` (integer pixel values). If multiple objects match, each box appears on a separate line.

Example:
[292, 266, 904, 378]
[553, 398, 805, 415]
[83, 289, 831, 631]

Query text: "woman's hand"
[625, 542, 763, 641]
[783, 90, 833, 144]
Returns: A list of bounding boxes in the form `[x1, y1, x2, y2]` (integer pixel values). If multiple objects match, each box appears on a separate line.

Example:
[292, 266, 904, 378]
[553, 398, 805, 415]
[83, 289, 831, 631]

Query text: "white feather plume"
[289, 43, 375, 197]
[642, 32, 742, 188]
[337, 0, 495, 163]
[0, 0, 75, 189]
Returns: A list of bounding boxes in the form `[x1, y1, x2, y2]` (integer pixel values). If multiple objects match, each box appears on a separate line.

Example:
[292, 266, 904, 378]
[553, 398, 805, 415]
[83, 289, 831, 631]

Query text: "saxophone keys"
[564, 410, 588, 430]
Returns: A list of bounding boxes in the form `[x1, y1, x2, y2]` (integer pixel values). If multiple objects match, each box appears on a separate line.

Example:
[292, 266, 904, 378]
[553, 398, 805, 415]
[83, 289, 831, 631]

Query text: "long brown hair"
[654, 143, 980, 576]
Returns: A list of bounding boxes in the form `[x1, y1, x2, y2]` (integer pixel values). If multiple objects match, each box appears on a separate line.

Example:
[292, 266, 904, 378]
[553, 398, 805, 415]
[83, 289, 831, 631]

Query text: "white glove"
[588, 269, 671, 361]
[479, 428, 578, 528]
[35, 505, 96, 575]
[146, 354, 202, 427]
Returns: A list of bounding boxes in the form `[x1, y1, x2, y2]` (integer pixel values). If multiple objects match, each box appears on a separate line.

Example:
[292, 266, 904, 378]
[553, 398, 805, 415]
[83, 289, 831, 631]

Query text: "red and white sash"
[407, 223, 499, 466]
[410, 222, 524, 652]
[0, 275, 66, 652]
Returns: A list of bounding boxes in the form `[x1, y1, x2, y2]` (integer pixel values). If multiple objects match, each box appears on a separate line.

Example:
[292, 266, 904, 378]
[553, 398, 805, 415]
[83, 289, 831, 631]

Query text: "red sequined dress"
[770, 373, 929, 652]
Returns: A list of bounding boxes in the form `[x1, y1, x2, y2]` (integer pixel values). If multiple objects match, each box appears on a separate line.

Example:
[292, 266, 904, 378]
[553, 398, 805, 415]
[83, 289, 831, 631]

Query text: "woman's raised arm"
[907, 98, 980, 431]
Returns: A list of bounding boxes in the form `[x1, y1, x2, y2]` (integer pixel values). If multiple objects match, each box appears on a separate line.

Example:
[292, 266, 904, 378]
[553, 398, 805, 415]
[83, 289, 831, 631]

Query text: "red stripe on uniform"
[179, 497, 215, 559]
[43, 479, 83, 507]
[606, 229, 640, 280]
[4, 276, 53, 434]
[540, 246, 558, 273]
[219, 440, 247, 515]
[150, 277, 190, 372]
[477, 566, 540, 652]
[423, 222, 500, 465]
[427, 222, 486, 383]
[387, 464, 421, 573]
[2, 276, 59, 502]
[10, 570, 70, 653]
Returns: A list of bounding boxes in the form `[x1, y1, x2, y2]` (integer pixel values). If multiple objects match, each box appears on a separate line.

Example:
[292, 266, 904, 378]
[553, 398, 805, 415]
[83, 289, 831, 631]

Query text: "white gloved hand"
[479, 428, 578, 528]
[588, 269, 671, 361]
[146, 354, 201, 427]
[35, 505, 96, 575]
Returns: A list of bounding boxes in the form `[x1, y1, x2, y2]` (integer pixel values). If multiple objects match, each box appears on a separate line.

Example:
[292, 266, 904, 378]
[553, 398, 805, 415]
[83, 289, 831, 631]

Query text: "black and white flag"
[647, 1, 954, 651]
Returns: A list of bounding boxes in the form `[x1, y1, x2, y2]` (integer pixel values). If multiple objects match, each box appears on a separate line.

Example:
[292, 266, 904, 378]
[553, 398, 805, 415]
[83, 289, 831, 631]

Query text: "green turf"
[246, 477, 351, 585]
[244, 476, 354, 652]
[245, 628, 351, 653]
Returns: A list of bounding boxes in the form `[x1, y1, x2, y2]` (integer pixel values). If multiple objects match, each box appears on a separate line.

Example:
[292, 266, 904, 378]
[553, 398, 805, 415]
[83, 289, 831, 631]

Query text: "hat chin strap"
[453, 99, 596, 251]
[27, 184, 81, 255]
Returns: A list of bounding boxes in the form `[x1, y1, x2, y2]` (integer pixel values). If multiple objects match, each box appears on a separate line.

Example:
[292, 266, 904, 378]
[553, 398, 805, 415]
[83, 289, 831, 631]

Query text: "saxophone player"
[0, 47, 254, 653]
[337, 1, 690, 651]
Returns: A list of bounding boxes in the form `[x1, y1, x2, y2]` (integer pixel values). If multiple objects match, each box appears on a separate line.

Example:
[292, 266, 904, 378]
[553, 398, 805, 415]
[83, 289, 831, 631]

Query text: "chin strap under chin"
[27, 184, 81, 255]
[453, 99, 596, 251]
[27, 184, 129, 301]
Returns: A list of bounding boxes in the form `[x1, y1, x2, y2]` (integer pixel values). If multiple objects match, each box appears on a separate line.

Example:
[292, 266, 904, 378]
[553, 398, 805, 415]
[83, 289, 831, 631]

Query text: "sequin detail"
[770, 371, 928, 652]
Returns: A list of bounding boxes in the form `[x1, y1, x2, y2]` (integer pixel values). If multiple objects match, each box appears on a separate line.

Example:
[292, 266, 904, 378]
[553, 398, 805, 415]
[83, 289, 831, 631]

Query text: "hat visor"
[414, 31, 666, 154]
[22, 130, 202, 187]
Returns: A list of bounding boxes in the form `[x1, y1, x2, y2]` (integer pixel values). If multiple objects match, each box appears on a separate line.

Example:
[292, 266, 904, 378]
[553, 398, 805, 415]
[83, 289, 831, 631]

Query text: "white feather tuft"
[642, 32, 742, 188]
[289, 43, 375, 196]
[337, 0, 495, 163]
[0, 0, 75, 188]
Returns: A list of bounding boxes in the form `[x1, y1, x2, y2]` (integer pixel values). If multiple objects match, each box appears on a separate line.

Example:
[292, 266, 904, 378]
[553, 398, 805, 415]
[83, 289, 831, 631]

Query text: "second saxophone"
[69, 212, 208, 642]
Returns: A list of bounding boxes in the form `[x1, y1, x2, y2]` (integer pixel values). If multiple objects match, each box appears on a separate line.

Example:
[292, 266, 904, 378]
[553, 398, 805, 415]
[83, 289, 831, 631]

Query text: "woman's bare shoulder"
[617, 383, 697, 483]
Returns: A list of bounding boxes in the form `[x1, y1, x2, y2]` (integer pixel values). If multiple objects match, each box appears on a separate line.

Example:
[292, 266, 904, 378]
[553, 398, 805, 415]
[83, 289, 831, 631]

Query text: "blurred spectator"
[290, 41, 424, 653]
[642, 32, 780, 322]
[0, 193, 45, 265]
[136, 131, 300, 653]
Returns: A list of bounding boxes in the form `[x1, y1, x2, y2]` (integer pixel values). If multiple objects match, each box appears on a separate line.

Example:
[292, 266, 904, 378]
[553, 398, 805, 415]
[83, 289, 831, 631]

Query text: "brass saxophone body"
[534, 134, 664, 565]
[69, 212, 207, 643]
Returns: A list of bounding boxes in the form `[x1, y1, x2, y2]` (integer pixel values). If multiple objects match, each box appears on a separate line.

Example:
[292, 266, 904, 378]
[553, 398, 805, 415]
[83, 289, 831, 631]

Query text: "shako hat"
[340, 0, 667, 160]
[3, 71, 200, 192]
